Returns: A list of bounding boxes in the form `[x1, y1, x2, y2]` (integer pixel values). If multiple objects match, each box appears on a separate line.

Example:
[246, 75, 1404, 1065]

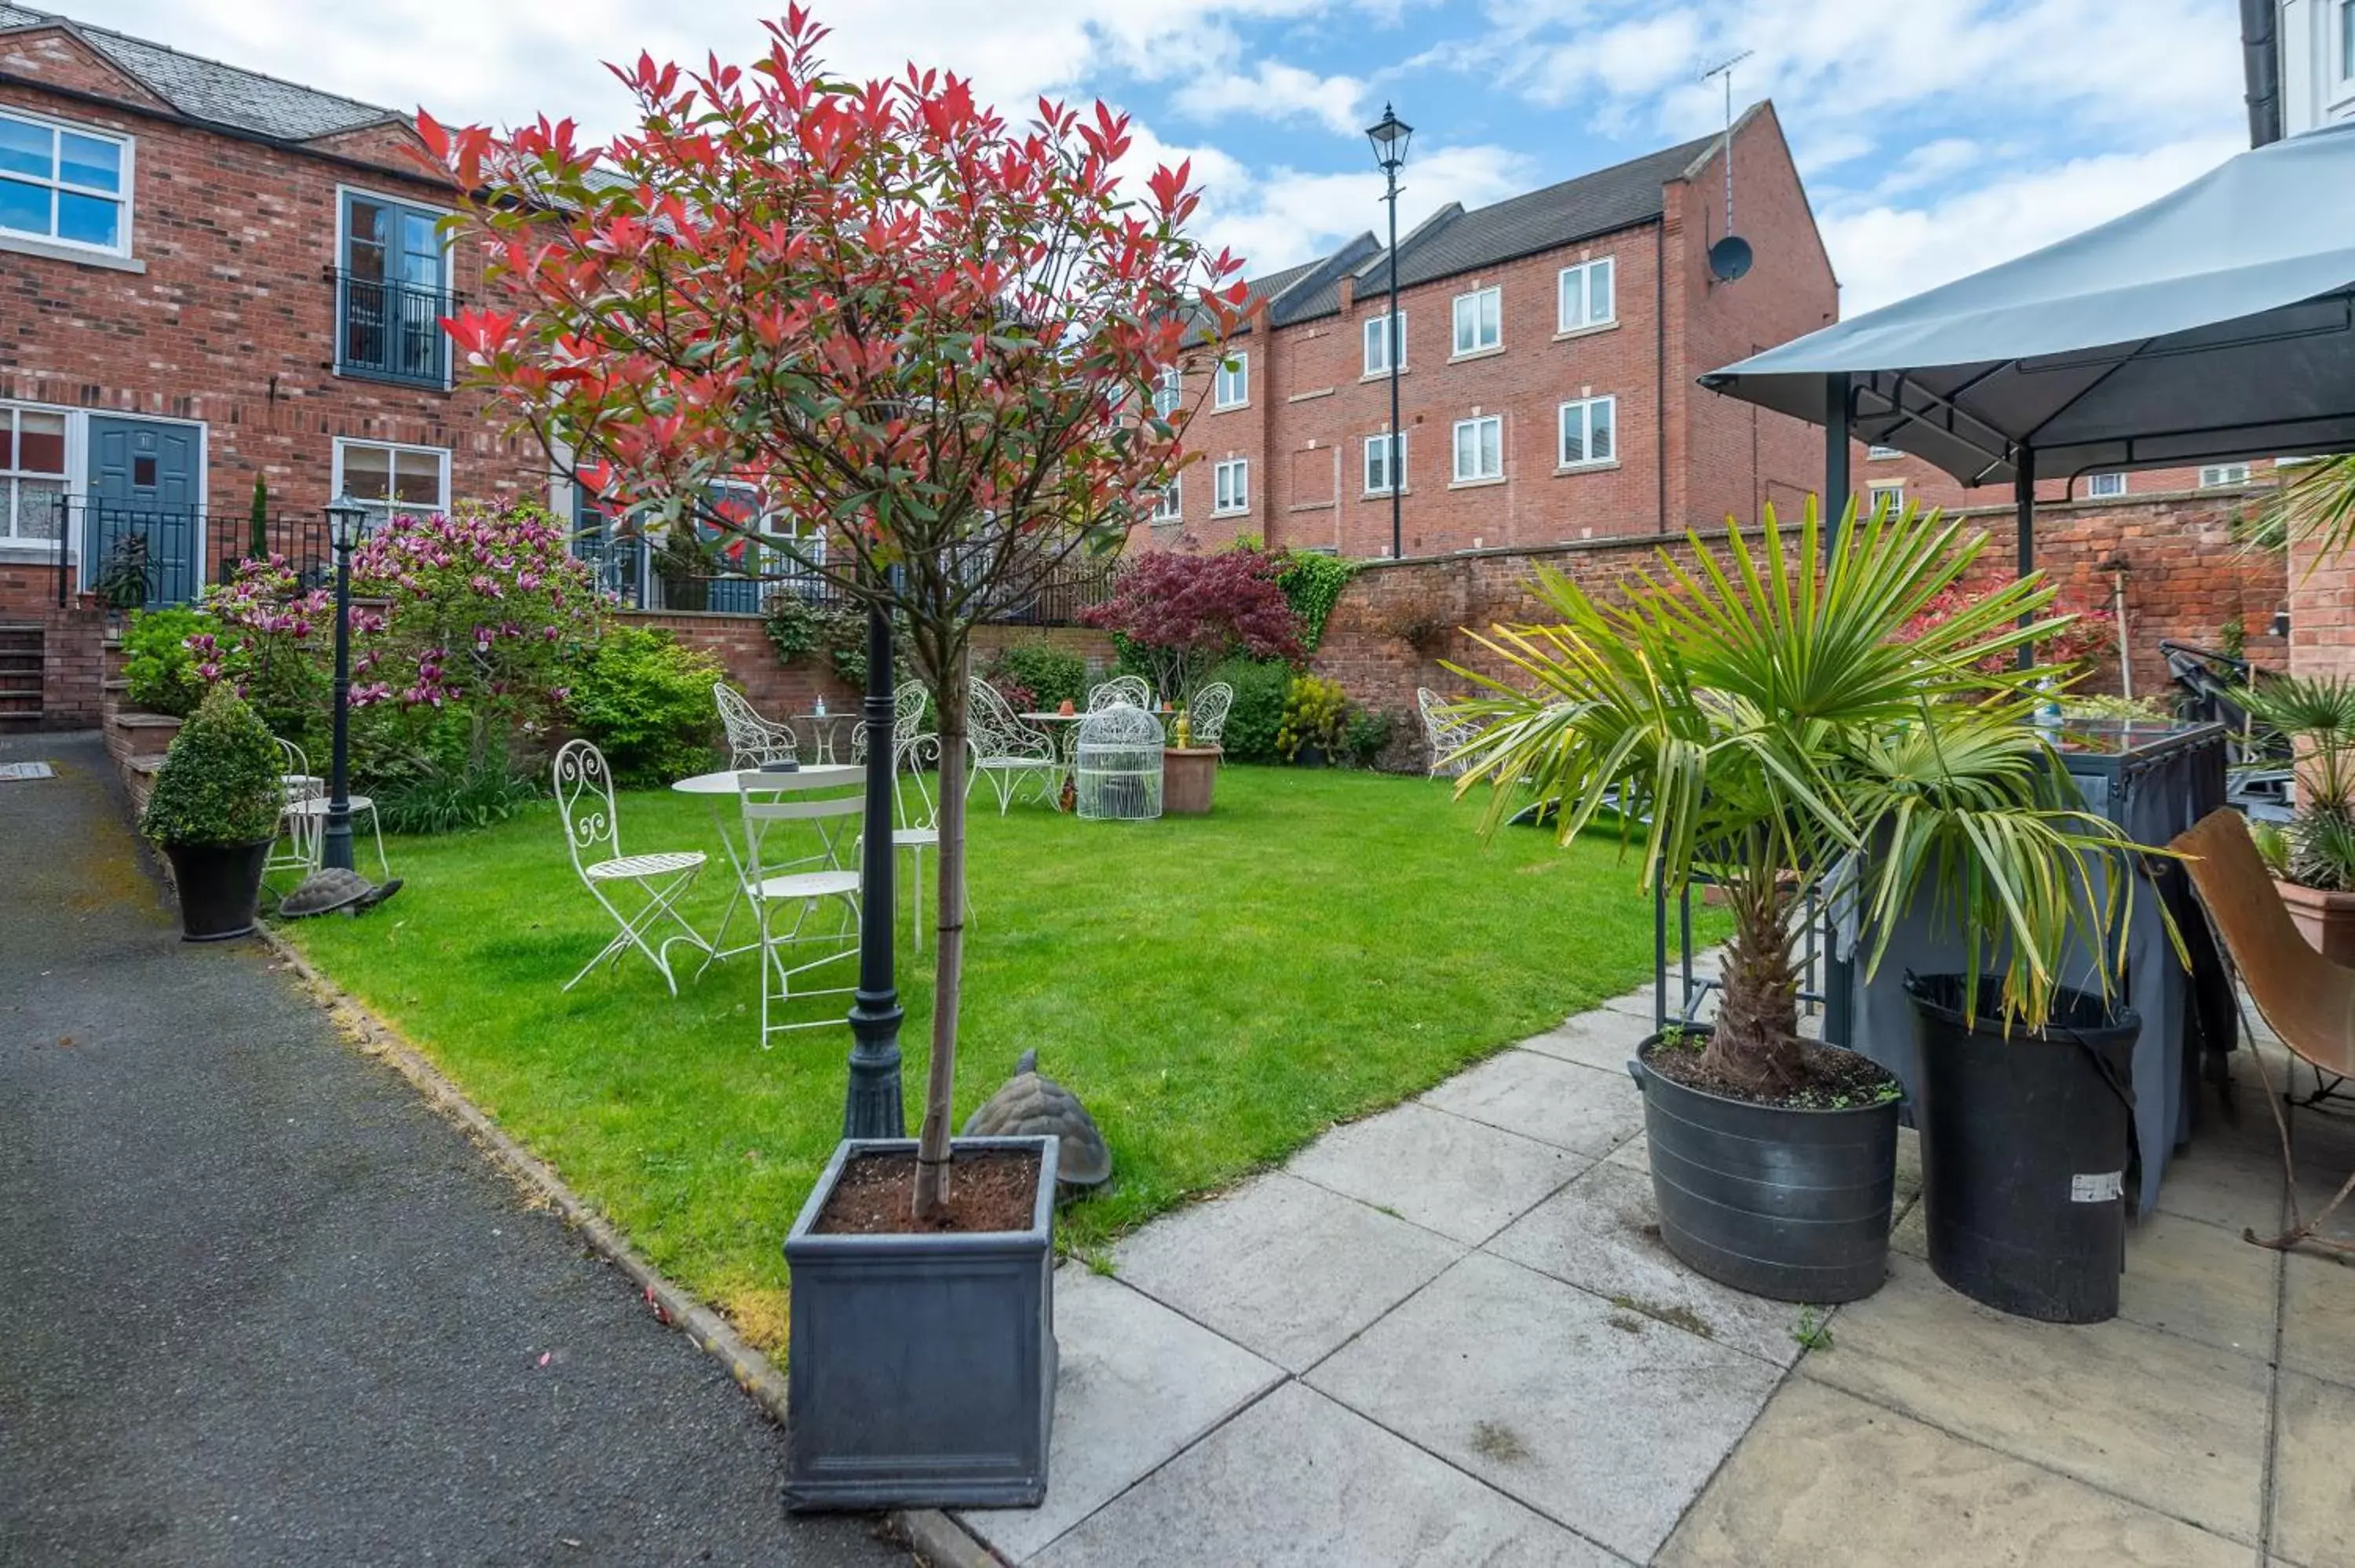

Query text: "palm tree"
[2260, 453, 2355, 563]
[1449, 501, 2145, 1099]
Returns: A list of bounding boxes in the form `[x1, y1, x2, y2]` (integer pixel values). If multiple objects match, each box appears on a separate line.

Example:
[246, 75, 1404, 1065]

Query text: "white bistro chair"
[966, 676, 1059, 814]
[737, 772, 864, 1046]
[273, 736, 390, 879]
[1188, 681, 1234, 751]
[1089, 673, 1152, 711]
[553, 738, 710, 995]
[714, 682, 798, 769]
[1418, 687, 1481, 779]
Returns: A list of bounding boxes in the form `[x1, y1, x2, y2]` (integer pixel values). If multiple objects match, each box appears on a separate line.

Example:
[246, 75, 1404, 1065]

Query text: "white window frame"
[1866, 444, 1904, 461]
[1152, 368, 1182, 418]
[1452, 415, 1503, 484]
[1865, 483, 1905, 516]
[1557, 396, 1616, 470]
[1212, 458, 1249, 516]
[0, 105, 134, 259]
[2085, 471, 2128, 499]
[1214, 352, 1249, 410]
[1557, 258, 1615, 334]
[1152, 478, 1181, 522]
[2199, 463, 2252, 488]
[0, 400, 73, 547]
[1452, 286, 1502, 357]
[331, 436, 452, 520]
[1362, 311, 1405, 376]
[1363, 432, 1405, 496]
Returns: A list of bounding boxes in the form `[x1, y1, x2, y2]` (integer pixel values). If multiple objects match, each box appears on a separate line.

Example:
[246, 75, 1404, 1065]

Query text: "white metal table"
[672, 764, 864, 966]
[794, 711, 855, 765]
[1019, 712, 1085, 796]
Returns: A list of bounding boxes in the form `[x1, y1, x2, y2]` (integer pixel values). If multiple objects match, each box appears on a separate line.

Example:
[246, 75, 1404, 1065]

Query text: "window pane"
[15, 477, 64, 541]
[345, 199, 387, 278]
[0, 117, 49, 181]
[0, 416, 11, 472]
[1481, 418, 1500, 475]
[0, 177, 50, 238]
[392, 450, 443, 505]
[1455, 422, 1475, 476]
[342, 445, 392, 501]
[1454, 297, 1473, 352]
[57, 132, 119, 193]
[1590, 259, 1615, 321]
[1590, 399, 1614, 461]
[1480, 290, 1499, 343]
[17, 411, 64, 474]
[1562, 407, 1586, 465]
[1560, 270, 1578, 328]
[57, 191, 119, 250]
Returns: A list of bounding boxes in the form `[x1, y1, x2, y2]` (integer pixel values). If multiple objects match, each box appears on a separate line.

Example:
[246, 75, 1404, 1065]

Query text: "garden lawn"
[282, 764, 1694, 1353]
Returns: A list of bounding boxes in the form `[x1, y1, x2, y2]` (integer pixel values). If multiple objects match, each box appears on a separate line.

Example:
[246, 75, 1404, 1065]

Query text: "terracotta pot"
[2274, 877, 2355, 966]
[1163, 746, 1220, 815]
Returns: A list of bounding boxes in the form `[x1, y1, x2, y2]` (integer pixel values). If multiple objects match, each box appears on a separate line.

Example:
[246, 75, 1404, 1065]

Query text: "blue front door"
[86, 418, 201, 607]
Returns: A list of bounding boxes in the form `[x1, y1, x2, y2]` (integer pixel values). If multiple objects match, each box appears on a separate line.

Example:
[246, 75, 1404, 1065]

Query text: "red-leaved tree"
[422, 5, 1246, 1216]
[1083, 547, 1304, 701]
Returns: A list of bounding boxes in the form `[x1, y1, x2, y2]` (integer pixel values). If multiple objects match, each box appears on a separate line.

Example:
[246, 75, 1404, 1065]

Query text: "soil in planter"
[814, 1147, 1039, 1235]
[1641, 1030, 1901, 1111]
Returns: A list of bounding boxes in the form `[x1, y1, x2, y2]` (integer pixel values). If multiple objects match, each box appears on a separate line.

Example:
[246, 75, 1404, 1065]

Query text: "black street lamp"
[1366, 104, 1412, 561]
[842, 584, 904, 1140]
[320, 493, 367, 873]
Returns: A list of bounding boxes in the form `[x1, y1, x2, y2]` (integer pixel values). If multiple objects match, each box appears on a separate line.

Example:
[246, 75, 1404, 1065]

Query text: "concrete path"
[959, 956, 2350, 1566]
[0, 735, 903, 1568]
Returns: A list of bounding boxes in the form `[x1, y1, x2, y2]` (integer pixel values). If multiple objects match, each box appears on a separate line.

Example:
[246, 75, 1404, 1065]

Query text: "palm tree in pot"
[1452, 501, 2145, 1304]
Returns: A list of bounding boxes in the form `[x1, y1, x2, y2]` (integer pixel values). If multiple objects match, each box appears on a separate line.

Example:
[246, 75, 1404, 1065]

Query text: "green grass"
[283, 764, 1685, 1351]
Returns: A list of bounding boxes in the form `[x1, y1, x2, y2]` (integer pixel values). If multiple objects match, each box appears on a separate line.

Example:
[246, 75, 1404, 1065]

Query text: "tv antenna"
[1701, 49, 1754, 282]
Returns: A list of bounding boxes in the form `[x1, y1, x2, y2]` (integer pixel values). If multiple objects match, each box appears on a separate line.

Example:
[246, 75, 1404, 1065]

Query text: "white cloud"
[1821, 133, 2244, 315]
[1172, 61, 1369, 137]
[1196, 142, 1535, 275]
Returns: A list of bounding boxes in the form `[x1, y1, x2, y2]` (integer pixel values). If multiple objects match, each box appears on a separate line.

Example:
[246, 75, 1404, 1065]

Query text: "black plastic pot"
[783, 1136, 1058, 1511]
[162, 838, 271, 942]
[1293, 746, 1329, 769]
[1630, 1031, 1899, 1304]
[1904, 975, 2140, 1323]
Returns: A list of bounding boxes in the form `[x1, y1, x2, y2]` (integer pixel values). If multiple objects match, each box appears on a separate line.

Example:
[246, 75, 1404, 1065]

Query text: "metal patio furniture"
[736, 770, 864, 1046]
[1075, 702, 1165, 821]
[1088, 674, 1152, 711]
[1188, 680, 1235, 752]
[969, 676, 1060, 813]
[1418, 687, 1480, 778]
[274, 736, 389, 878]
[713, 682, 798, 770]
[553, 738, 710, 996]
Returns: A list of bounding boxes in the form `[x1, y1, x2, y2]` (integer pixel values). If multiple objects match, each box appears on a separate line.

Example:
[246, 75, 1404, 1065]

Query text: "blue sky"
[67, 0, 2250, 313]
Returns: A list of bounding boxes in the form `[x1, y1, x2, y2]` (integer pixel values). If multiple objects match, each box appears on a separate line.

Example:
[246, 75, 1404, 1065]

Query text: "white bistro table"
[1020, 712, 1085, 794]
[672, 764, 864, 966]
[794, 711, 855, 766]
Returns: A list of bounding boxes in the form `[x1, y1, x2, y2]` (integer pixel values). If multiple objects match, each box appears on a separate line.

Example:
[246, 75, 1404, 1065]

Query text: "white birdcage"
[1075, 702, 1165, 822]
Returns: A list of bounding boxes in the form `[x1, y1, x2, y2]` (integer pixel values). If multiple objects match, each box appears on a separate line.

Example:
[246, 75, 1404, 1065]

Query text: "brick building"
[1149, 103, 1838, 559]
[0, 5, 550, 723]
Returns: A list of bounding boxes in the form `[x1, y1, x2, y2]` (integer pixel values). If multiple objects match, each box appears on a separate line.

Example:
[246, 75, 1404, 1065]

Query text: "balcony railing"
[334, 270, 454, 387]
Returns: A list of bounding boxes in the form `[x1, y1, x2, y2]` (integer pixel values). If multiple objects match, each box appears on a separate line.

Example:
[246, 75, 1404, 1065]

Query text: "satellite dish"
[1709, 235, 1753, 283]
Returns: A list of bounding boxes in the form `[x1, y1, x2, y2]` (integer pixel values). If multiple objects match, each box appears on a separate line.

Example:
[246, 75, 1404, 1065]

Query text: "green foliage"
[761, 593, 910, 687]
[984, 639, 1088, 712]
[248, 473, 269, 563]
[1791, 1307, 1835, 1353]
[2239, 674, 2355, 890]
[1274, 550, 1358, 652]
[372, 738, 542, 834]
[1208, 656, 1293, 762]
[94, 534, 155, 611]
[122, 607, 214, 717]
[2251, 818, 2292, 878]
[1344, 708, 1393, 769]
[761, 592, 822, 665]
[2057, 693, 2172, 724]
[141, 685, 283, 848]
[2218, 614, 2247, 659]
[568, 626, 728, 788]
[1279, 673, 1352, 761]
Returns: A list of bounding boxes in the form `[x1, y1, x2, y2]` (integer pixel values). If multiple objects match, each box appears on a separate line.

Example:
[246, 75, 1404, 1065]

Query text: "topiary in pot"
[2236, 674, 2355, 964]
[1455, 500, 2153, 1304]
[1278, 673, 1349, 766]
[141, 684, 286, 940]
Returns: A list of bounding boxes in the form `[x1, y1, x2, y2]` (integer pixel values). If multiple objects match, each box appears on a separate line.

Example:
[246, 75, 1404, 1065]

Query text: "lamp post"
[1366, 104, 1412, 562]
[320, 494, 367, 873]
[842, 578, 904, 1140]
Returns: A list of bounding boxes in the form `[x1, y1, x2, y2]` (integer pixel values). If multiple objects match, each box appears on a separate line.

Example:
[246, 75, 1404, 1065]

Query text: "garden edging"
[251, 923, 1002, 1568]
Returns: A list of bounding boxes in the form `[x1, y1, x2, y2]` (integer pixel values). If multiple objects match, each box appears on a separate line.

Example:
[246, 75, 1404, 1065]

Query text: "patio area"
[955, 963, 2350, 1567]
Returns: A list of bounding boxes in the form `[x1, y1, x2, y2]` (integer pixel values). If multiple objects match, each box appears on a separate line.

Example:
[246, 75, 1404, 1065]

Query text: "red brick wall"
[0, 564, 105, 729]
[2290, 521, 2355, 680]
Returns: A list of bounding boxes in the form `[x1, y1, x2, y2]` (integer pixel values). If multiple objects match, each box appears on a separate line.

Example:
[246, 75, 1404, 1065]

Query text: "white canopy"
[1702, 120, 2355, 488]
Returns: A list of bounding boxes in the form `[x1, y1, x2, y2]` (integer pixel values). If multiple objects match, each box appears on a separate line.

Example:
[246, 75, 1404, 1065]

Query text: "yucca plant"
[1449, 500, 2149, 1099]
[2236, 673, 2355, 891]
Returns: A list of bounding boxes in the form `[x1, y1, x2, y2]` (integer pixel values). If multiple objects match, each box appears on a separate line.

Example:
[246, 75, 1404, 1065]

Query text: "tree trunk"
[1696, 874, 1809, 1096]
[911, 641, 970, 1220]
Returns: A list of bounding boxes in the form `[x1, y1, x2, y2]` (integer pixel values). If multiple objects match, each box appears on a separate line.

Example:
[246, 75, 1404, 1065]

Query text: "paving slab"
[1488, 1160, 1817, 1366]
[2282, 1251, 2355, 1391]
[2112, 1209, 2280, 1360]
[1517, 1008, 1654, 1074]
[1287, 1103, 1586, 1245]
[1420, 1050, 1644, 1158]
[2288, 1107, 2355, 1246]
[1109, 1172, 1462, 1373]
[956, 1271, 1281, 1563]
[1657, 1378, 2249, 1568]
[1308, 1251, 1780, 1563]
[1028, 1381, 1616, 1568]
[1800, 1254, 2269, 1545]
[2273, 1369, 2355, 1568]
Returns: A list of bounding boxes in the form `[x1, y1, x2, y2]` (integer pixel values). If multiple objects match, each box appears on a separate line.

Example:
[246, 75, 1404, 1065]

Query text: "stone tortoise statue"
[962, 1048, 1112, 1187]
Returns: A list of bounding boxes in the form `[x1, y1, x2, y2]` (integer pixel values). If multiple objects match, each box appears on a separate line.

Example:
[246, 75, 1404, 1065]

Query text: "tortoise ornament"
[962, 1048, 1112, 1187]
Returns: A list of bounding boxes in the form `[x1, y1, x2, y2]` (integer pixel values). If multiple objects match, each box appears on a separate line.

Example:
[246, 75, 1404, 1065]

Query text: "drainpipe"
[2243, 0, 2282, 148]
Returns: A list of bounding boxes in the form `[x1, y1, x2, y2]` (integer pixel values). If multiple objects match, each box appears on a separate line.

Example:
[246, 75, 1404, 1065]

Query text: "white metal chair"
[274, 737, 390, 878]
[967, 676, 1059, 814]
[737, 772, 863, 1045]
[553, 738, 710, 996]
[1089, 673, 1152, 711]
[1076, 702, 1165, 821]
[714, 682, 798, 770]
[1188, 681, 1234, 750]
[1418, 687, 1481, 779]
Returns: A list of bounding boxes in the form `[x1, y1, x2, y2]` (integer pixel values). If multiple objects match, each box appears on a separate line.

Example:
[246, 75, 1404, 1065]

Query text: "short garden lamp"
[1365, 104, 1412, 562]
[320, 492, 368, 872]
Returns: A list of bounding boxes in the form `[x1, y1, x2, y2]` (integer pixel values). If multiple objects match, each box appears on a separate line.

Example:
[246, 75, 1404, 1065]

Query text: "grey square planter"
[783, 1135, 1059, 1511]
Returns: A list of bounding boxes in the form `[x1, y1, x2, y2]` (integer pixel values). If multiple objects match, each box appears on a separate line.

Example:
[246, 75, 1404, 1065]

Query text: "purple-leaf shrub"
[1083, 546, 1304, 701]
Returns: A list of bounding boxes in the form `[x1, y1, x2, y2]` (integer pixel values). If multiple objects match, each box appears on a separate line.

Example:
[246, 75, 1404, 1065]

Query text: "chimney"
[1338, 274, 1355, 313]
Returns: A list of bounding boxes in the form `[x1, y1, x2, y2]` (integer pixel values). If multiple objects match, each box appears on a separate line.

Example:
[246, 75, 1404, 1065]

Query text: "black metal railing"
[334, 271, 454, 386]
[55, 498, 335, 609]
